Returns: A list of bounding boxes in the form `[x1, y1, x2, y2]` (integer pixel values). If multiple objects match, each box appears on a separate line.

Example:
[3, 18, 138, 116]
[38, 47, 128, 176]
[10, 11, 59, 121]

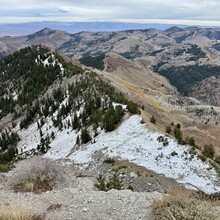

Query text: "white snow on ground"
[112, 102, 127, 110]
[41, 55, 64, 74]
[17, 122, 40, 153]
[16, 111, 220, 194]
[17, 115, 77, 159]
[12, 91, 18, 101]
[45, 128, 77, 160]
[67, 115, 220, 194]
[34, 54, 65, 74]
[17, 95, 77, 158]
[42, 57, 49, 66]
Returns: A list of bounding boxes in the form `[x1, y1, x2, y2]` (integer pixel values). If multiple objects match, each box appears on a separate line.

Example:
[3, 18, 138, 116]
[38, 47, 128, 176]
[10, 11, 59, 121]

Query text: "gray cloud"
[1, 0, 220, 25]
[58, 7, 70, 13]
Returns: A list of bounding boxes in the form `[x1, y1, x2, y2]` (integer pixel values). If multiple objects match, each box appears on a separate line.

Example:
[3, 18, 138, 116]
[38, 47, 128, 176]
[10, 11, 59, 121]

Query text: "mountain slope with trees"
[0, 45, 138, 166]
[1, 27, 220, 101]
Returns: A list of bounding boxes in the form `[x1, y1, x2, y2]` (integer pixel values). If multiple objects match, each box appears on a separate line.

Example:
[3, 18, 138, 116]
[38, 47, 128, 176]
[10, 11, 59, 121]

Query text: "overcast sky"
[1, 0, 220, 26]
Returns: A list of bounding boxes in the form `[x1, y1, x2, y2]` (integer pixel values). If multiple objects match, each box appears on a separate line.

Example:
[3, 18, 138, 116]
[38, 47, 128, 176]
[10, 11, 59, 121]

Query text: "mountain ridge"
[0, 45, 220, 199]
[1, 24, 220, 219]
[0, 22, 197, 36]
[1, 28, 220, 150]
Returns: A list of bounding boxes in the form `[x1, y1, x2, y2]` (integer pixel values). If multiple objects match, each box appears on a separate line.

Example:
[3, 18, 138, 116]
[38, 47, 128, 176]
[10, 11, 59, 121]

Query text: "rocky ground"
[1, 180, 161, 220]
[0, 158, 186, 220]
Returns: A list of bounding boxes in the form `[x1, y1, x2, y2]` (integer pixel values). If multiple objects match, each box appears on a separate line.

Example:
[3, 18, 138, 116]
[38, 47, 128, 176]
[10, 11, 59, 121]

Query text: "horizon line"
[0, 19, 220, 27]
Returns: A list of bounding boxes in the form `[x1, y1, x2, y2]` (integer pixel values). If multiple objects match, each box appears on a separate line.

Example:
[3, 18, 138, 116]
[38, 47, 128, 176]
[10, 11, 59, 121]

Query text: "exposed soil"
[0, 158, 189, 220]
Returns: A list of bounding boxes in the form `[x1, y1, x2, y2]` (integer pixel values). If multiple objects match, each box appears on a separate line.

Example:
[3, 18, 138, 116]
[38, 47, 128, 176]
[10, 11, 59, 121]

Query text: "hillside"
[0, 44, 220, 218]
[189, 76, 220, 106]
[0, 28, 71, 57]
[92, 52, 220, 153]
[1, 26, 220, 103]
[0, 45, 140, 162]
[0, 45, 220, 195]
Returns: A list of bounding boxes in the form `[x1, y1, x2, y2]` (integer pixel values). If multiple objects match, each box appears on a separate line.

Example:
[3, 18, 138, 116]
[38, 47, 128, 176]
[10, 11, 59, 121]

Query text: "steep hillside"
[57, 27, 220, 59]
[0, 45, 139, 164]
[1, 27, 220, 99]
[92, 53, 220, 157]
[56, 27, 220, 100]
[189, 76, 220, 106]
[150, 44, 220, 95]
[101, 52, 181, 115]
[1, 43, 220, 196]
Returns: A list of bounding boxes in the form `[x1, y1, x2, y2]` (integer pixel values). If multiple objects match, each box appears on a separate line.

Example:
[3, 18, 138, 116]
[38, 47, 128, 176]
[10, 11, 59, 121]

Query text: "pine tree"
[81, 128, 91, 144]
[72, 114, 79, 130]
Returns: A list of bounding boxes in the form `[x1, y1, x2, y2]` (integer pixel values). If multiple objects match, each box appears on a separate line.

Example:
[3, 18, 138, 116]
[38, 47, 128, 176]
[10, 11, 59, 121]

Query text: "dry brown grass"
[0, 202, 33, 220]
[0, 206, 45, 220]
[9, 157, 65, 193]
[152, 188, 220, 220]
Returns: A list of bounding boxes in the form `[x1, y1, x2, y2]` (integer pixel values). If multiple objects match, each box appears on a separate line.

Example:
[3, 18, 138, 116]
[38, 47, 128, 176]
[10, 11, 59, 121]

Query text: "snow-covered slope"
[44, 114, 220, 194]
[3, 45, 220, 196]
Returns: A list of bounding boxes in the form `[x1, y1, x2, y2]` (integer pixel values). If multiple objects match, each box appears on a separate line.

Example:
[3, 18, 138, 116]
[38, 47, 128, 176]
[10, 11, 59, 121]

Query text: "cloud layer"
[1, 0, 220, 25]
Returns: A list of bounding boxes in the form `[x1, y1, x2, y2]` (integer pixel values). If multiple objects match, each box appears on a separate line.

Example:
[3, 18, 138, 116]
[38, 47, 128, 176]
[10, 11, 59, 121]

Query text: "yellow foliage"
[114, 75, 163, 111]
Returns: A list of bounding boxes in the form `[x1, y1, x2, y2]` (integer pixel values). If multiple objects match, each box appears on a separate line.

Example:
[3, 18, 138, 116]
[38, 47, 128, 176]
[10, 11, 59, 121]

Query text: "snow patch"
[16, 107, 220, 194]
[68, 115, 220, 194]
[112, 102, 127, 110]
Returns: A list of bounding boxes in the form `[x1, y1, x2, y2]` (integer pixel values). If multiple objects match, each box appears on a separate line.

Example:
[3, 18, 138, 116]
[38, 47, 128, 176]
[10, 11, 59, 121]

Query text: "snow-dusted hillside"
[17, 112, 220, 194]
[44, 114, 220, 194]
[1, 45, 220, 196]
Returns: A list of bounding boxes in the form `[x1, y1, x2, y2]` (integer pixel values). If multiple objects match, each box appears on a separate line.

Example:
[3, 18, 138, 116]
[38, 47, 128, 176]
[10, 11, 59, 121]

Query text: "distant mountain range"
[1, 25, 220, 106]
[0, 21, 194, 36]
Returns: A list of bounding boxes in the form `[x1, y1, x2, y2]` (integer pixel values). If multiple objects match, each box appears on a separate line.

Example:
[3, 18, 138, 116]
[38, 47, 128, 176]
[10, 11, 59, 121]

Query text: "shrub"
[198, 154, 207, 162]
[95, 173, 124, 191]
[103, 158, 115, 164]
[9, 157, 64, 193]
[0, 163, 11, 172]
[176, 123, 181, 129]
[153, 189, 218, 220]
[163, 138, 169, 147]
[203, 144, 215, 159]
[106, 173, 124, 190]
[0, 147, 17, 164]
[165, 126, 172, 134]
[185, 136, 196, 147]
[215, 156, 220, 164]
[81, 128, 91, 144]
[127, 102, 139, 114]
[157, 136, 164, 143]
[150, 115, 156, 124]
[95, 175, 107, 191]
[210, 161, 220, 176]
[157, 136, 169, 146]
[174, 127, 183, 144]
[127, 185, 134, 191]
[171, 151, 178, 156]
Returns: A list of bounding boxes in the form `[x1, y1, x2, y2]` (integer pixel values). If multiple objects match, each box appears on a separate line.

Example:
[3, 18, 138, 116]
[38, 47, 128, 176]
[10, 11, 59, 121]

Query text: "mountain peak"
[40, 27, 55, 33]
[27, 28, 60, 41]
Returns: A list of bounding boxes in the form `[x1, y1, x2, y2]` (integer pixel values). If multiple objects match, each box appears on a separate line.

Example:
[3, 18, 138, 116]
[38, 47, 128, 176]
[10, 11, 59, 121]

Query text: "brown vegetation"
[9, 157, 64, 193]
[152, 188, 220, 220]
